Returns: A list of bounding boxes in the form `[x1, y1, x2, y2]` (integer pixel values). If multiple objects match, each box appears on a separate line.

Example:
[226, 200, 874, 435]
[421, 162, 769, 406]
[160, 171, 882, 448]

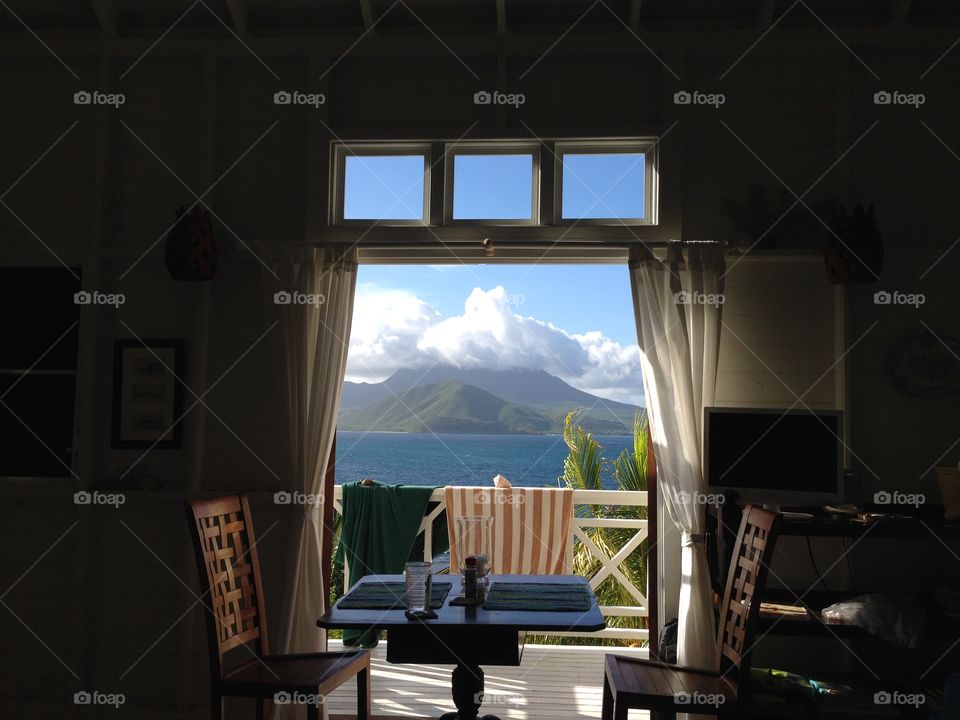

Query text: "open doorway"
[329, 261, 654, 651]
[336, 262, 644, 487]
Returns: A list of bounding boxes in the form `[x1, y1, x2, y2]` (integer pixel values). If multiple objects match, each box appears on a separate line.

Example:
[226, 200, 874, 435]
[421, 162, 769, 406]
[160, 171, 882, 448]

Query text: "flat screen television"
[704, 407, 844, 506]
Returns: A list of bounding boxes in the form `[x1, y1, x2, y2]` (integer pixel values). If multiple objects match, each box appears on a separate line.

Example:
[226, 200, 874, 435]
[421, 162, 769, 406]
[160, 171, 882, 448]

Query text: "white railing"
[332, 486, 650, 643]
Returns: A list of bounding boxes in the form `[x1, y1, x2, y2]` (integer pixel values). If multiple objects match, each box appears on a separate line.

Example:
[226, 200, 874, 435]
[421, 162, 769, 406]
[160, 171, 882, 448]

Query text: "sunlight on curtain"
[262, 243, 358, 665]
[630, 241, 725, 670]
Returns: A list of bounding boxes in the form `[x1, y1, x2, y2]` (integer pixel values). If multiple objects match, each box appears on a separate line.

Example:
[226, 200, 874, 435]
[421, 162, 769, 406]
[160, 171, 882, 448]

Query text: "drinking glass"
[404, 561, 433, 614]
[456, 515, 493, 585]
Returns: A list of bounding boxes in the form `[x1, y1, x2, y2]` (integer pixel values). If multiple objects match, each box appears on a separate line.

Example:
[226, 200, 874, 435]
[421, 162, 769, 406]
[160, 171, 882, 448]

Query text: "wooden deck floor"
[325, 640, 648, 719]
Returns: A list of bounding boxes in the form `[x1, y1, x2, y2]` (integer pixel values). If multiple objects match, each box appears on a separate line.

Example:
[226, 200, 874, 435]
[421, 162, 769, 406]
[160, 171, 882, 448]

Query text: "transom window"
[558, 146, 648, 222]
[330, 138, 657, 227]
[448, 145, 539, 224]
[333, 144, 430, 225]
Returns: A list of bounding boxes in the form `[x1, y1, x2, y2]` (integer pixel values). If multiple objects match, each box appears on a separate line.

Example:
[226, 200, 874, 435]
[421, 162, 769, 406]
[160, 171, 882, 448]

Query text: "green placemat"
[483, 582, 592, 612]
[337, 580, 452, 610]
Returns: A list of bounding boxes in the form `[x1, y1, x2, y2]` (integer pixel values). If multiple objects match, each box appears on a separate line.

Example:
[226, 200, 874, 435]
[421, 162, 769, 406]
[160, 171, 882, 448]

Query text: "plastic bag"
[821, 593, 925, 648]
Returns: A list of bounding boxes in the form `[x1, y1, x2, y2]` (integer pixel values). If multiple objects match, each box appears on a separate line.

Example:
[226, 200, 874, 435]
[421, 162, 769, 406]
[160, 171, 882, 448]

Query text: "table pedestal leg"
[439, 663, 501, 720]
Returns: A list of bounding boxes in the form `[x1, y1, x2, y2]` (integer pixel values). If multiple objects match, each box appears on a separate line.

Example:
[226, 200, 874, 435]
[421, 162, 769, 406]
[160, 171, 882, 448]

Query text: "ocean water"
[335, 431, 635, 490]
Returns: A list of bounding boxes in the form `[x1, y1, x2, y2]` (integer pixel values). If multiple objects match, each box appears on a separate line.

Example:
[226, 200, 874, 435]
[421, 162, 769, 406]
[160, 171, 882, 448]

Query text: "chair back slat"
[186, 495, 270, 675]
[714, 505, 779, 690]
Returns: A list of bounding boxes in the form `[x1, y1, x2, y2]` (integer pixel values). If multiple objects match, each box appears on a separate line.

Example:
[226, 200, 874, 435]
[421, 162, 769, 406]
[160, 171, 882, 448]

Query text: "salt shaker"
[464, 555, 478, 599]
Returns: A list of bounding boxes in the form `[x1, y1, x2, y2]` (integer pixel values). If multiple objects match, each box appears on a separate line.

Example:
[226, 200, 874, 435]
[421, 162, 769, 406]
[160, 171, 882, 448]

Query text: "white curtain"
[629, 241, 725, 670]
[264, 244, 357, 657]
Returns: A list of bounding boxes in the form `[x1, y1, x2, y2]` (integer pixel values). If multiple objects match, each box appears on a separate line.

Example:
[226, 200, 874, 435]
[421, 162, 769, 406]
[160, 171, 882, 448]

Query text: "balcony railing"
[332, 486, 650, 643]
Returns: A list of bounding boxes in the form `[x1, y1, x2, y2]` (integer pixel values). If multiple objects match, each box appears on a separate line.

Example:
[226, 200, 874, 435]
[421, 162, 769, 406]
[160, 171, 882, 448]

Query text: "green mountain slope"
[337, 380, 629, 434]
[341, 366, 639, 432]
[337, 381, 557, 434]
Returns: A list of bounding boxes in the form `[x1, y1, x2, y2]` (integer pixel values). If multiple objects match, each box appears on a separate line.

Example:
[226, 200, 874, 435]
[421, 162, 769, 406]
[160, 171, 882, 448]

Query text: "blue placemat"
[483, 582, 592, 611]
[337, 580, 452, 610]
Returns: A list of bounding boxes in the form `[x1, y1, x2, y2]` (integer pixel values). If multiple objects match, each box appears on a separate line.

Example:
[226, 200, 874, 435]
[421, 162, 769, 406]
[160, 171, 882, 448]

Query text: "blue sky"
[344, 151, 646, 221]
[357, 264, 637, 347]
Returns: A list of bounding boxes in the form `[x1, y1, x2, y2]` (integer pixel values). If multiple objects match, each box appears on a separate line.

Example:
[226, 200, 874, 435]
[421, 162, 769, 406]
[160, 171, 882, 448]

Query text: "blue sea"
[335, 431, 634, 490]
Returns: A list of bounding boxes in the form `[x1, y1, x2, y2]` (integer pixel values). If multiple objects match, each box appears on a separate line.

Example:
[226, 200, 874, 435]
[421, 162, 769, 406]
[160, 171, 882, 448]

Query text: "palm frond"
[555, 409, 653, 647]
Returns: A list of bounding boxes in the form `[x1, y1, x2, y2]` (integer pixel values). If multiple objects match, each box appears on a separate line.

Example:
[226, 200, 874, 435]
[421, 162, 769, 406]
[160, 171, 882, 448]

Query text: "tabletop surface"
[318, 573, 606, 632]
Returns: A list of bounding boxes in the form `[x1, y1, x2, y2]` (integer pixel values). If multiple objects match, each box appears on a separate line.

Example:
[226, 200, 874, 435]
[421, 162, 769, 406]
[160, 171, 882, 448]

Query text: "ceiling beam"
[629, 0, 642, 33]
[358, 0, 375, 30]
[2, 23, 958, 58]
[224, 0, 250, 36]
[89, 0, 118, 36]
[496, 0, 507, 35]
[887, 0, 911, 26]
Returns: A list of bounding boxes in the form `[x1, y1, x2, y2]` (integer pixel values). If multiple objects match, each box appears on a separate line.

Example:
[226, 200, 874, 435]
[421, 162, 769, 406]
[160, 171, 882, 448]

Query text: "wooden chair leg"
[357, 665, 371, 720]
[601, 674, 614, 720]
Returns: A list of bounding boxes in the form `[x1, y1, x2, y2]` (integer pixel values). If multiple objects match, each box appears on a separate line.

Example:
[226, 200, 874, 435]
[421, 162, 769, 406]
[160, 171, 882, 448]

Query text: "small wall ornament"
[164, 205, 217, 281]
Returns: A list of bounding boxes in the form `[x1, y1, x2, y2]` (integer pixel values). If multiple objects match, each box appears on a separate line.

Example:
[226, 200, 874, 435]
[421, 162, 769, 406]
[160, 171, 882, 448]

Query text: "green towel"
[334, 481, 446, 646]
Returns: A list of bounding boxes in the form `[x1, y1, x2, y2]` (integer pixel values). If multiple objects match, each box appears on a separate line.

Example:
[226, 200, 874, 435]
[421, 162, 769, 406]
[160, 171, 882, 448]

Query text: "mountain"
[338, 381, 557, 434]
[339, 367, 643, 434]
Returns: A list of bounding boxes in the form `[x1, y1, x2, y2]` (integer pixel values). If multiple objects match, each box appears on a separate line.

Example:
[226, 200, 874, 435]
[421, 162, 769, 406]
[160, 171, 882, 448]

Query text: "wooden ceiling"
[0, 0, 954, 37]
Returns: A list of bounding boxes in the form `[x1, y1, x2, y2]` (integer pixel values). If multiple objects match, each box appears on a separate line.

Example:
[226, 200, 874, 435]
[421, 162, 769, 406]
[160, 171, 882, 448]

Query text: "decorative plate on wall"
[887, 330, 960, 400]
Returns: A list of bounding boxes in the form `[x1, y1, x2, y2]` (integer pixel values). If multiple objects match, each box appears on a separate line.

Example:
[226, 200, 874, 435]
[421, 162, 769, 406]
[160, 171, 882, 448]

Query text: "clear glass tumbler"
[404, 561, 433, 614]
[456, 515, 493, 585]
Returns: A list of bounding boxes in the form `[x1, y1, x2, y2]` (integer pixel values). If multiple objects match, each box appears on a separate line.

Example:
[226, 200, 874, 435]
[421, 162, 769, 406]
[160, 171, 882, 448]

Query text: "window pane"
[0, 374, 76, 477]
[561, 153, 645, 220]
[0, 267, 81, 370]
[343, 155, 425, 220]
[453, 154, 533, 220]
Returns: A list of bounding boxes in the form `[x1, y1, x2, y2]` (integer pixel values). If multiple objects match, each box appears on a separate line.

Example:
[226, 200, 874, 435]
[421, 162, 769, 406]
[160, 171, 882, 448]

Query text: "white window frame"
[443, 141, 541, 226]
[554, 139, 658, 226]
[331, 142, 432, 226]
[328, 136, 662, 232]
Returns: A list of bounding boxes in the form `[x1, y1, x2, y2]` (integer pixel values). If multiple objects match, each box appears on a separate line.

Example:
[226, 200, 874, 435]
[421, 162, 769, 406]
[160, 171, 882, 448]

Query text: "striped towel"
[444, 486, 574, 575]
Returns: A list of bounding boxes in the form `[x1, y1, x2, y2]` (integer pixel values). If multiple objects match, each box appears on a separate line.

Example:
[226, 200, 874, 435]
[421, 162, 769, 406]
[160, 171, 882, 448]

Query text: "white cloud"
[346, 285, 644, 404]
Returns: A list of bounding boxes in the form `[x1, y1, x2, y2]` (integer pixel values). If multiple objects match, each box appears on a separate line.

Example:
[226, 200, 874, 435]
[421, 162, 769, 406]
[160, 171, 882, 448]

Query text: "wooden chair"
[186, 495, 371, 720]
[602, 505, 780, 720]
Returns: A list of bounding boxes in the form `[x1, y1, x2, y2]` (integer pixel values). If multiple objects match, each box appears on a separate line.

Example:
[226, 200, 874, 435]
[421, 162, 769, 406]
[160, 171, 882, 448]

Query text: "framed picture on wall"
[112, 340, 185, 449]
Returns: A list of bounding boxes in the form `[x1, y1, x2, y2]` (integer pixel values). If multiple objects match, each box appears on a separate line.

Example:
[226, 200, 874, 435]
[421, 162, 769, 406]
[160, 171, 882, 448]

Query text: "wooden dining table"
[318, 573, 606, 720]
